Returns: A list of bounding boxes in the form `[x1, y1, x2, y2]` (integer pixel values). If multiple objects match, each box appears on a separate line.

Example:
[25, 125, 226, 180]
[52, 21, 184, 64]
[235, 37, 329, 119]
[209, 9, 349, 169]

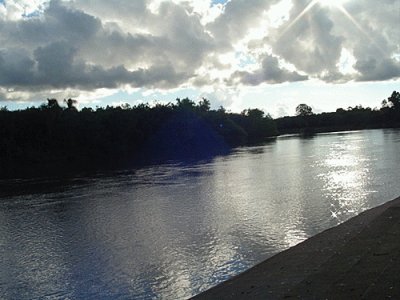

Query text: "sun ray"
[279, 0, 319, 38]
[278, 0, 387, 56]
[336, 5, 387, 56]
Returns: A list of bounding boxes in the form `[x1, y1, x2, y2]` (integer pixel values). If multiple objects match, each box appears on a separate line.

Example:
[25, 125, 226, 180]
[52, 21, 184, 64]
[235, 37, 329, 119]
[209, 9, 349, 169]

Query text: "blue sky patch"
[211, 0, 228, 5]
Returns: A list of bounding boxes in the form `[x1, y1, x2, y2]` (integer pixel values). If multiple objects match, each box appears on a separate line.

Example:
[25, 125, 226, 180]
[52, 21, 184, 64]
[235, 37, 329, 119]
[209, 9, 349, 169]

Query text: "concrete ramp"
[192, 197, 400, 299]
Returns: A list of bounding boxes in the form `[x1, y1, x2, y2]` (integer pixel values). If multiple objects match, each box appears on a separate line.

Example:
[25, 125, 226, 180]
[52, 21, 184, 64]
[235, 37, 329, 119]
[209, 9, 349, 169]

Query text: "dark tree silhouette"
[296, 104, 313, 116]
[387, 91, 400, 110]
[176, 97, 196, 109]
[198, 98, 211, 112]
[1, 91, 398, 179]
[64, 98, 78, 110]
[242, 108, 265, 119]
[45, 98, 61, 110]
[0, 97, 278, 179]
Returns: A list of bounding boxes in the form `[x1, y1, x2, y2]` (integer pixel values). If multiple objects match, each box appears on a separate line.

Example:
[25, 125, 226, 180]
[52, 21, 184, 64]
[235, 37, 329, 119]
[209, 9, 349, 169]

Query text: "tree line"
[0, 97, 277, 178]
[277, 91, 400, 135]
[0, 91, 398, 179]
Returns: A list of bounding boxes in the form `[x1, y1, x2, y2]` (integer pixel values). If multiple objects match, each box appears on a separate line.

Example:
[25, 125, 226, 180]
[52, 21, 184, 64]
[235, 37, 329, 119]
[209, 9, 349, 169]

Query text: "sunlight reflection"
[210, 146, 310, 256]
[318, 136, 375, 223]
[284, 227, 308, 248]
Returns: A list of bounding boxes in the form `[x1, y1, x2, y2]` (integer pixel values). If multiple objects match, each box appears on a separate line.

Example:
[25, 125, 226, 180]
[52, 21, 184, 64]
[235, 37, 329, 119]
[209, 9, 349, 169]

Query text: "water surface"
[1, 129, 400, 299]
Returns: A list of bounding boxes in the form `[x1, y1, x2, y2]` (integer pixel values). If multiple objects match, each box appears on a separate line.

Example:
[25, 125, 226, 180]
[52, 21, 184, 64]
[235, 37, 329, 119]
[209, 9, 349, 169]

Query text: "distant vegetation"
[0, 91, 398, 179]
[277, 90, 400, 135]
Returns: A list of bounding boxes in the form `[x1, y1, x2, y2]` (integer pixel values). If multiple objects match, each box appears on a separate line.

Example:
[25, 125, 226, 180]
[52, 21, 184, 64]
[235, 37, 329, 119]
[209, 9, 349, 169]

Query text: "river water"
[1, 129, 399, 299]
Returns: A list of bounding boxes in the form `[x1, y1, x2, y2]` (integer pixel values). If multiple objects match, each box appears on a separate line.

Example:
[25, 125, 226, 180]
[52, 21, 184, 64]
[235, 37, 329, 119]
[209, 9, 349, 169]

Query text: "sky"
[0, 0, 399, 117]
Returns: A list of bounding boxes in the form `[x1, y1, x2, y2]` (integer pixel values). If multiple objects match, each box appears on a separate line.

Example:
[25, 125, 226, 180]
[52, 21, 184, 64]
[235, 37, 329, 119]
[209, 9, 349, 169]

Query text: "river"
[1, 129, 399, 299]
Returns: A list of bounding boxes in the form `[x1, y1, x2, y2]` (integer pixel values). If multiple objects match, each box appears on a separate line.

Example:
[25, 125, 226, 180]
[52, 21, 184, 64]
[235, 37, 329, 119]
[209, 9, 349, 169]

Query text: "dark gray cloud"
[355, 58, 400, 82]
[0, 40, 190, 90]
[0, 1, 101, 48]
[0, 48, 35, 86]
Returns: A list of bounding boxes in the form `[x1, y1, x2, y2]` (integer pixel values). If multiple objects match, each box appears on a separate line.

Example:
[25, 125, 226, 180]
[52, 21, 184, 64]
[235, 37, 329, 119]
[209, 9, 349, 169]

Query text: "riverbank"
[192, 196, 400, 299]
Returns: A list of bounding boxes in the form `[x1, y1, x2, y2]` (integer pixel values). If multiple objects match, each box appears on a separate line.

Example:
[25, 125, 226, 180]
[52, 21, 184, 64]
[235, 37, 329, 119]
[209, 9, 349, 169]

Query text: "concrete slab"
[192, 197, 400, 300]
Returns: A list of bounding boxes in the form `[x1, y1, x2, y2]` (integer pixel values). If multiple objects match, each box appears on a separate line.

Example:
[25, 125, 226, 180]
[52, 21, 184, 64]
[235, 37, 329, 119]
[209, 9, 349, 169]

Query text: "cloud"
[267, 0, 400, 82]
[269, 1, 344, 79]
[0, 0, 399, 105]
[231, 54, 308, 85]
[0, 41, 190, 90]
[207, 0, 279, 48]
[354, 58, 400, 82]
[0, 0, 208, 92]
[0, 48, 35, 86]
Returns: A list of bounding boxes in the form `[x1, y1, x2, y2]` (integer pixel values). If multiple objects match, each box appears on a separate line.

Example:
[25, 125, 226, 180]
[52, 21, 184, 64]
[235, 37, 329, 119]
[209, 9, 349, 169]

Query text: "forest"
[277, 91, 400, 135]
[0, 91, 398, 179]
[0, 97, 277, 178]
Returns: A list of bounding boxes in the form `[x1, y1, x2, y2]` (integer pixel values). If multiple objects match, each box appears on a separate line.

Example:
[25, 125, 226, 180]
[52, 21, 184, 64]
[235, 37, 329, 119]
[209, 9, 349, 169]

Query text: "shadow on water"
[278, 130, 367, 141]
[0, 110, 230, 197]
[232, 137, 277, 156]
[0, 177, 92, 199]
[0, 110, 281, 199]
[134, 110, 231, 165]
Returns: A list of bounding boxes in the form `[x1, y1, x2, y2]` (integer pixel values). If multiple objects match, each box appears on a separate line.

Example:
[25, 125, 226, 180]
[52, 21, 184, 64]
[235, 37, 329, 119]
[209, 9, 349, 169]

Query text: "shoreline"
[192, 196, 400, 299]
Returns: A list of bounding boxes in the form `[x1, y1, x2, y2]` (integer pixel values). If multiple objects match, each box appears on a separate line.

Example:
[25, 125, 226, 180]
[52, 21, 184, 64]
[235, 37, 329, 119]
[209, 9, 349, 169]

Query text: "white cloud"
[0, 0, 47, 20]
[267, 0, 292, 28]
[337, 48, 357, 75]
